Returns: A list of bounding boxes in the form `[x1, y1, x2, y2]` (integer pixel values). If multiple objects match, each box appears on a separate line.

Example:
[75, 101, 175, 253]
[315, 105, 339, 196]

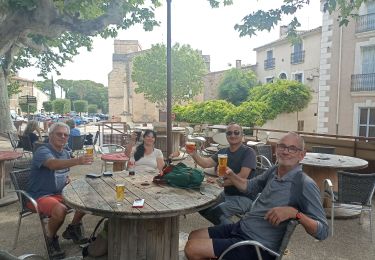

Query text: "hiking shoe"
[46, 236, 65, 260]
[62, 223, 89, 244]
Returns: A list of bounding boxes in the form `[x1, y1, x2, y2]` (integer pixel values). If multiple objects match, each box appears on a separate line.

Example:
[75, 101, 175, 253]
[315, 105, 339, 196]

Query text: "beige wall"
[254, 27, 322, 133]
[319, 4, 375, 136]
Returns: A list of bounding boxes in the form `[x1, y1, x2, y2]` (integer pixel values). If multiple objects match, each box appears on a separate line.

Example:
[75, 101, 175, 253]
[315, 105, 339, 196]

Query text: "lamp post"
[166, 0, 172, 158]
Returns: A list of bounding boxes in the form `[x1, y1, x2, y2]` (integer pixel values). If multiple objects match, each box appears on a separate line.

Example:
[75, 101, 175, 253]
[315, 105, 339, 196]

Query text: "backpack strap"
[288, 170, 306, 211]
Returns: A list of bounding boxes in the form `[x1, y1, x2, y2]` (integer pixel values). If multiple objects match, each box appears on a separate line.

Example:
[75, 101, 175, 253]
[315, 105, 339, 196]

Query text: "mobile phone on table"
[132, 198, 145, 208]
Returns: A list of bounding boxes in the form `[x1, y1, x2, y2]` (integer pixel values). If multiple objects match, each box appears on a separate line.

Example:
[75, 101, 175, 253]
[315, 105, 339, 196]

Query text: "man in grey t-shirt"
[187, 123, 256, 225]
[185, 132, 329, 260]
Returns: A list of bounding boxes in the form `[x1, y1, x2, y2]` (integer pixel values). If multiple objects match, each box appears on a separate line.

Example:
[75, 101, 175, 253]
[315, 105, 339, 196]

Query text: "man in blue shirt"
[185, 132, 329, 260]
[187, 123, 257, 225]
[28, 122, 93, 259]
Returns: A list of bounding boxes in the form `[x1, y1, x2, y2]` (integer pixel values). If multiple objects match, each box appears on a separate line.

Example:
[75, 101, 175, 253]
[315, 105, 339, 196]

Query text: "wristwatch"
[295, 211, 302, 221]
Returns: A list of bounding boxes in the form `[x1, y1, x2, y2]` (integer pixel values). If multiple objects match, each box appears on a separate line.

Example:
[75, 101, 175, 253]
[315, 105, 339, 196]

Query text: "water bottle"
[128, 157, 135, 176]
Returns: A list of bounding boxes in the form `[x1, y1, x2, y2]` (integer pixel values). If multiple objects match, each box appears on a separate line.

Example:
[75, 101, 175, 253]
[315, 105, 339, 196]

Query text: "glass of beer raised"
[218, 154, 228, 177]
[115, 183, 125, 205]
[185, 141, 196, 154]
[86, 145, 94, 156]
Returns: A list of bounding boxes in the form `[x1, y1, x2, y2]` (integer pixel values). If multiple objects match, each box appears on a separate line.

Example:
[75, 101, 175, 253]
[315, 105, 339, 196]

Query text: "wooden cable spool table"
[63, 170, 222, 260]
[0, 151, 22, 206]
[100, 153, 129, 172]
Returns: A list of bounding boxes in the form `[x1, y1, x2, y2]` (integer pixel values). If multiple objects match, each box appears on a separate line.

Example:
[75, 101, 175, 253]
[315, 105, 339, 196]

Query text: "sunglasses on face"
[226, 130, 241, 136]
[276, 143, 302, 154]
[55, 132, 70, 138]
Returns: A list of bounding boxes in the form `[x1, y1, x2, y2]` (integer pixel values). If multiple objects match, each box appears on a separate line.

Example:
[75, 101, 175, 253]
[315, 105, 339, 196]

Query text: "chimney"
[280, 25, 288, 38]
[236, 60, 242, 69]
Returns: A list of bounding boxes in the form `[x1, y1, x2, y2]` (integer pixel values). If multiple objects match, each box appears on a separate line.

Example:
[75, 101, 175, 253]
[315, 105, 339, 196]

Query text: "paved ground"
[1, 132, 375, 259]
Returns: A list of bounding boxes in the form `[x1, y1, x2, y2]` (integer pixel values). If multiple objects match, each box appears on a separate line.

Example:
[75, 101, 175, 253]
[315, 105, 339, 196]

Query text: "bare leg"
[48, 203, 67, 237]
[71, 211, 85, 225]
[185, 228, 216, 260]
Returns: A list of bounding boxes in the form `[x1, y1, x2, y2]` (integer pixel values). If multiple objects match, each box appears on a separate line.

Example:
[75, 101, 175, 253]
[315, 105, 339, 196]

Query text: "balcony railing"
[356, 13, 375, 33]
[290, 51, 305, 64]
[351, 73, 375, 91]
[264, 58, 275, 70]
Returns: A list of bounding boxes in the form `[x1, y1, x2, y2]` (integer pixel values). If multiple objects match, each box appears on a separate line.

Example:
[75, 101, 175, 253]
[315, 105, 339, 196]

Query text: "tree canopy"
[218, 68, 258, 105]
[132, 43, 207, 107]
[0, 0, 162, 133]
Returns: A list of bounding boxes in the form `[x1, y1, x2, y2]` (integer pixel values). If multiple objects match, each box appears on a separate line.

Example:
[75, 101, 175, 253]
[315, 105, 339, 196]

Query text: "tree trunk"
[0, 68, 16, 135]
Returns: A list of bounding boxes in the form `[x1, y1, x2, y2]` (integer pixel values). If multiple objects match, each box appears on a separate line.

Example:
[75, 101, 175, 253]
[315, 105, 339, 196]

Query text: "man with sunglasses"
[187, 122, 257, 225]
[28, 122, 94, 259]
[185, 132, 328, 260]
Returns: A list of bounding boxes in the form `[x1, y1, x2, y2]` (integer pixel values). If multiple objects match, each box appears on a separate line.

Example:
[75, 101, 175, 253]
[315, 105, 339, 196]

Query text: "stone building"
[317, 1, 375, 137]
[9, 76, 49, 114]
[253, 26, 322, 136]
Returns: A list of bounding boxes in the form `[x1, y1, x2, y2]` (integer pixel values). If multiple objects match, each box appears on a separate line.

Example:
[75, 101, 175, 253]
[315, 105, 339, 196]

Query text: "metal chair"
[255, 145, 273, 165]
[98, 144, 126, 171]
[18, 135, 33, 157]
[69, 135, 86, 156]
[323, 171, 375, 239]
[9, 169, 50, 256]
[7, 132, 20, 151]
[218, 220, 299, 260]
[311, 146, 336, 154]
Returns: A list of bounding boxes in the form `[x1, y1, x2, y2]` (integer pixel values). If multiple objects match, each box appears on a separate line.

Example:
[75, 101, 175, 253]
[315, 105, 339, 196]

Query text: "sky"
[18, 0, 323, 86]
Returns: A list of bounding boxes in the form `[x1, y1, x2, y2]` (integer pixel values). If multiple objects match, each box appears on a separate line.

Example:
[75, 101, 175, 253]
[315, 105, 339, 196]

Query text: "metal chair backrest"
[255, 144, 273, 164]
[93, 131, 100, 146]
[276, 220, 299, 259]
[311, 146, 336, 154]
[10, 169, 34, 215]
[70, 135, 86, 152]
[337, 171, 375, 206]
[19, 135, 33, 152]
[8, 132, 20, 151]
[212, 132, 229, 147]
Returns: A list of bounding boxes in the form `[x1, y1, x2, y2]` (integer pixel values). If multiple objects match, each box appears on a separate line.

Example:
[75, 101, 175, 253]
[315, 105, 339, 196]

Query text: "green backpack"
[163, 162, 205, 188]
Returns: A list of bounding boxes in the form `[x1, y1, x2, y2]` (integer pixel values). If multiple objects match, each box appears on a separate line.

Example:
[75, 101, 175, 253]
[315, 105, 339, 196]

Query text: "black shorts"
[208, 223, 275, 260]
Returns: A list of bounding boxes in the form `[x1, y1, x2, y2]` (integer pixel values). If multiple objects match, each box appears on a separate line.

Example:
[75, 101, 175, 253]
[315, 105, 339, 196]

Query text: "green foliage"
[58, 79, 108, 111]
[132, 43, 207, 107]
[50, 81, 56, 101]
[36, 79, 53, 93]
[19, 103, 37, 114]
[7, 80, 21, 98]
[227, 101, 268, 127]
[248, 80, 312, 120]
[88, 104, 98, 114]
[173, 100, 235, 125]
[218, 68, 258, 105]
[43, 101, 53, 112]
[232, 0, 365, 38]
[52, 99, 71, 114]
[73, 100, 88, 114]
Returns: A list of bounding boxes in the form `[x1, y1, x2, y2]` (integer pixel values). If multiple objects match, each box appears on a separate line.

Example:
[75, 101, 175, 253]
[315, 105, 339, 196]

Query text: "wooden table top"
[0, 151, 22, 162]
[301, 152, 368, 170]
[101, 153, 129, 162]
[62, 170, 222, 219]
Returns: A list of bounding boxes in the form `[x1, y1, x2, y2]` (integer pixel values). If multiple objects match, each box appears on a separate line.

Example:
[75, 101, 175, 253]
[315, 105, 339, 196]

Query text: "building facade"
[9, 76, 49, 114]
[318, 1, 375, 137]
[253, 26, 322, 134]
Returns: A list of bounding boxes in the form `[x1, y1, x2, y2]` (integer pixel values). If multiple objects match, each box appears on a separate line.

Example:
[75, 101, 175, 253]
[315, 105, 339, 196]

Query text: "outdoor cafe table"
[101, 153, 129, 172]
[0, 151, 22, 206]
[62, 170, 222, 260]
[301, 152, 368, 218]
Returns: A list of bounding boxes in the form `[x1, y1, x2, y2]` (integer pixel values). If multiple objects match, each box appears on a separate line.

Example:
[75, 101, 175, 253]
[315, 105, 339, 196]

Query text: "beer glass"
[218, 154, 228, 177]
[86, 145, 94, 156]
[185, 141, 196, 153]
[115, 183, 125, 205]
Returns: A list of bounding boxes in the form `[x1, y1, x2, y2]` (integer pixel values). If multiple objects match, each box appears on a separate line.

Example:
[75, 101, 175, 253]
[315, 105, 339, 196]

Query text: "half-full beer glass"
[185, 141, 196, 153]
[115, 183, 125, 205]
[86, 145, 94, 156]
[218, 154, 228, 177]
